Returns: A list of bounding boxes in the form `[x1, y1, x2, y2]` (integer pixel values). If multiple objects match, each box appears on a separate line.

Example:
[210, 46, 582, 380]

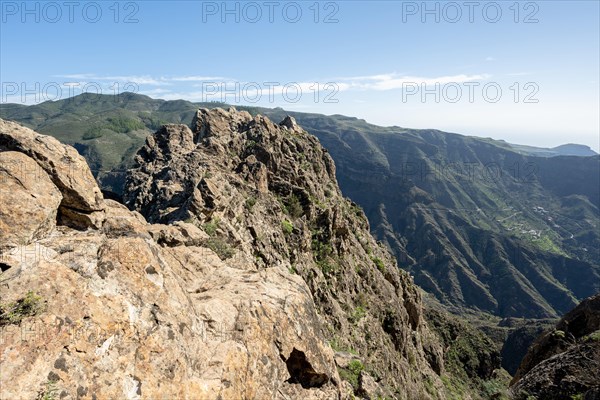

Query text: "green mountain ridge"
[1, 93, 598, 324]
[509, 142, 598, 157]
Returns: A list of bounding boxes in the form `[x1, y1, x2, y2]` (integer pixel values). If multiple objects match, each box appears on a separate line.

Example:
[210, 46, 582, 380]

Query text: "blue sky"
[1, 0, 599, 150]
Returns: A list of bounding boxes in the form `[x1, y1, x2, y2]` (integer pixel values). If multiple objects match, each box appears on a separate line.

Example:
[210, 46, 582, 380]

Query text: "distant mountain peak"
[509, 142, 598, 157]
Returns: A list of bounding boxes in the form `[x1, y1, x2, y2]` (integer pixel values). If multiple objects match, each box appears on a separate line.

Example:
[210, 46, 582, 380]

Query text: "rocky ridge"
[124, 108, 450, 398]
[0, 113, 450, 399]
[3, 94, 598, 322]
[510, 294, 600, 399]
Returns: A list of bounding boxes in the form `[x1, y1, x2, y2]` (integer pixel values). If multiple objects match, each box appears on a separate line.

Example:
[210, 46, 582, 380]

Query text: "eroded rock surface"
[124, 108, 447, 398]
[1, 111, 448, 399]
[0, 151, 62, 249]
[510, 294, 600, 399]
[0, 118, 340, 399]
[0, 119, 104, 229]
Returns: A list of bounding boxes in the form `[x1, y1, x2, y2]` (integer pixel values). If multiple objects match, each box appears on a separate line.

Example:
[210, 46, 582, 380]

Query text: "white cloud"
[54, 74, 171, 86]
[138, 88, 173, 96]
[45, 71, 493, 107]
[55, 74, 233, 85]
[54, 72, 491, 95]
[334, 73, 492, 91]
[170, 75, 229, 82]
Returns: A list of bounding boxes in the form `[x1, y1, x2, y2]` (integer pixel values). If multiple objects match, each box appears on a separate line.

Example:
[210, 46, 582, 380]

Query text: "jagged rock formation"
[3, 93, 598, 322]
[0, 119, 336, 399]
[0, 115, 450, 399]
[510, 294, 600, 399]
[124, 107, 449, 398]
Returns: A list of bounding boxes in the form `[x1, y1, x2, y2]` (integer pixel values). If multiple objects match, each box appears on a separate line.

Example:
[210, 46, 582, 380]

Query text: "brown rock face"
[125, 108, 447, 398]
[1, 111, 448, 399]
[0, 151, 62, 249]
[510, 294, 600, 399]
[0, 118, 341, 399]
[0, 119, 104, 229]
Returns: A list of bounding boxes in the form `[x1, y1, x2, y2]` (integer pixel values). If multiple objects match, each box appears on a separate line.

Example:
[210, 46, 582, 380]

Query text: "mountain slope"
[122, 108, 454, 398]
[510, 294, 600, 399]
[255, 110, 600, 319]
[2, 93, 598, 321]
[1, 116, 472, 399]
[509, 143, 599, 157]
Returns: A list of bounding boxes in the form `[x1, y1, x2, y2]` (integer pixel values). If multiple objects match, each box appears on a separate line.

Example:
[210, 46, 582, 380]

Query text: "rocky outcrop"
[510, 294, 600, 399]
[124, 108, 448, 398]
[0, 118, 340, 399]
[4, 95, 600, 322]
[0, 152, 62, 249]
[0, 119, 105, 229]
[0, 114, 448, 399]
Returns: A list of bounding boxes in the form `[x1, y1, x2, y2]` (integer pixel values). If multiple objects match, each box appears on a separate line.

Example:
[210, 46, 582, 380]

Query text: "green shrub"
[311, 228, 338, 274]
[372, 257, 386, 273]
[553, 330, 566, 339]
[350, 203, 363, 217]
[84, 116, 145, 139]
[319, 260, 337, 275]
[282, 220, 294, 235]
[202, 218, 219, 236]
[312, 238, 333, 260]
[350, 306, 366, 324]
[586, 330, 600, 342]
[338, 360, 364, 389]
[82, 126, 105, 140]
[37, 380, 59, 400]
[312, 240, 336, 274]
[245, 196, 257, 210]
[106, 116, 145, 133]
[328, 338, 358, 354]
[0, 291, 44, 326]
[282, 194, 303, 219]
[481, 378, 509, 399]
[140, 113, 169, 130]
[206, 237, 234, 260]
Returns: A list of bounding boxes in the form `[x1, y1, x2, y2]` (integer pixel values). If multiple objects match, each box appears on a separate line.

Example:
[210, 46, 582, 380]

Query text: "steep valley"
[2, 93, 598, 379]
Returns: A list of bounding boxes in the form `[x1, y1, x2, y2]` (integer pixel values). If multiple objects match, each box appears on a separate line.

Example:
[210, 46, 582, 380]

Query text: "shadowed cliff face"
[0, 114, 459, 400]
[510, 294, 600, 400]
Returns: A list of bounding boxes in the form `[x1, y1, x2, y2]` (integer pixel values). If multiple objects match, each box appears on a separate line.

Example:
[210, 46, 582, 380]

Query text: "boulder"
[0, 119, 104, 215]
[0, 151, 62, 249]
